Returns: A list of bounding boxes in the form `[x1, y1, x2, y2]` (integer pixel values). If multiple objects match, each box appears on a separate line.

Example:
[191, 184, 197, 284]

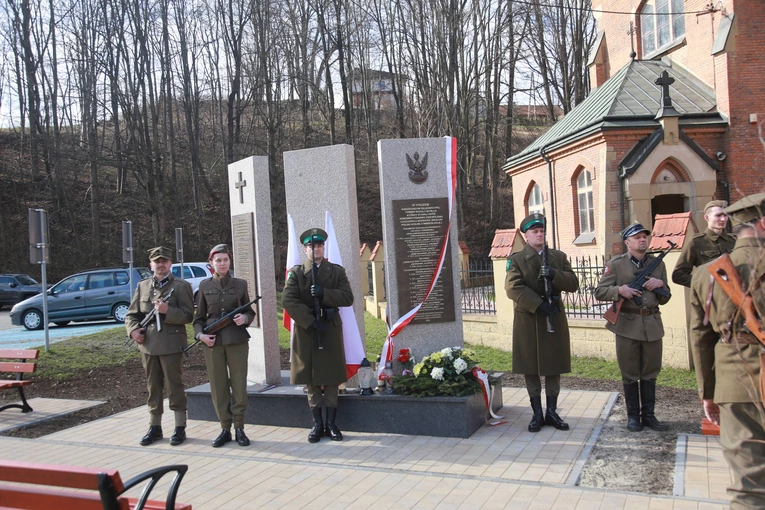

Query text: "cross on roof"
[235, 172, 247, 204]
[655, 71, 675, 108]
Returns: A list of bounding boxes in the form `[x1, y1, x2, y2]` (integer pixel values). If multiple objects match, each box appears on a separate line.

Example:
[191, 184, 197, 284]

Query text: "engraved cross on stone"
[655, 71, 675, 108]
[235, 172, 247, 204]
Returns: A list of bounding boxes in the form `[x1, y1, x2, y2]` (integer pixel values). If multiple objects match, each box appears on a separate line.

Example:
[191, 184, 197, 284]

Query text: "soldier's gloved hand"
[540, 266, 555, 279]
[311, 284, 324, 299]
[311, 319, 329, 332]
[537, 300, 559, 315]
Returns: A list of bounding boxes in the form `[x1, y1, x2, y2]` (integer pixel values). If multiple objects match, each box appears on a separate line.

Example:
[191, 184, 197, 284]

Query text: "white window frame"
[577, 171, 594, 234]
[528, 183, 545, 216]
[640, 0, 685, 57]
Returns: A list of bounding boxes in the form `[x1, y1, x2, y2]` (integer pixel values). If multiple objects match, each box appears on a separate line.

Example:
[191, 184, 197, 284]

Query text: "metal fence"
[561, 254, 608, 319]
[459, 258, 496, 315]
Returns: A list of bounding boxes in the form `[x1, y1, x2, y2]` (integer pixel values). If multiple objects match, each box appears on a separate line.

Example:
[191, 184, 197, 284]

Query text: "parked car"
[10, 267, 151, 330]
[0, 274, 44, 308]
[171, 262, 213, 301]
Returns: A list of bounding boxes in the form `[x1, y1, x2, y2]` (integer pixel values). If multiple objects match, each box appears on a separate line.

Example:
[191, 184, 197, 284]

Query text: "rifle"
[541, 242, 555, 333]
[124, 288, 175, 347]
[183, 295, 261, 356]
[311, 229, 324, 350]
[709, 253, 765, 408]
[603, 241, 676, 325]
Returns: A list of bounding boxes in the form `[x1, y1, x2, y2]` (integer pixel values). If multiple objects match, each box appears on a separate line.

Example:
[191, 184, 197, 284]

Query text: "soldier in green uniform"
[689, 193, 765, 509]
[595, 224, 671, 432]
[282, 228, 354, 443]
[672, 200, 735, 287]
[126, 246, 194, 446]
[194, 244, 256, 448]
[505, 213, 579, 432]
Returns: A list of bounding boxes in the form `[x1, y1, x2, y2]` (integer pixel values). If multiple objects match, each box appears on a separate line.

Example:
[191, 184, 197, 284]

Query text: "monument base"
[188, 371, 504, 438]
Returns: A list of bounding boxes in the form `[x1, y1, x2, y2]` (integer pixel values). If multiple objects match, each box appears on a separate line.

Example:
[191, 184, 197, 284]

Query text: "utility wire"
[508, 0, 723, 17]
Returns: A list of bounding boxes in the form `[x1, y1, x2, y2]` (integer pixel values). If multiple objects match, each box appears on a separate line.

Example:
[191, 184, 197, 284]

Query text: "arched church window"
[528, 183, 544, 216]
[577, 170, 594, 234]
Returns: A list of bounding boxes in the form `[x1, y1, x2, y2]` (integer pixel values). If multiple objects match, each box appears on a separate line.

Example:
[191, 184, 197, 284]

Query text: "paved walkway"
[0, 390, 731, 509]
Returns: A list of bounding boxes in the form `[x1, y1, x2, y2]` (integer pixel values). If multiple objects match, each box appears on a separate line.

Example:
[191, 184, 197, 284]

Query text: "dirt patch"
[1, 351, 702, 496]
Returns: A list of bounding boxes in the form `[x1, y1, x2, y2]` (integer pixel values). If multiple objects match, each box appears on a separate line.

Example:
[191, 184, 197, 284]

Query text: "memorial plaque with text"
[232, 213, 260, 328]
[392, 198, 455, 324]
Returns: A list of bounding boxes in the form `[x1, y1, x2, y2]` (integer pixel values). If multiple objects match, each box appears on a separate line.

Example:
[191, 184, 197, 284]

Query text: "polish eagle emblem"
[406, 151, 428, 184]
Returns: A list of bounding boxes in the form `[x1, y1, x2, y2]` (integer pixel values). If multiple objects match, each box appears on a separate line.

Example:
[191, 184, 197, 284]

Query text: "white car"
[171, 262, 213, 301]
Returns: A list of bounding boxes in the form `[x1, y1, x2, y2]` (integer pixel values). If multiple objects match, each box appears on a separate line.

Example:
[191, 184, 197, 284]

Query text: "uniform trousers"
[719, 402, 765, 509]
[524, 375, 560, 398]
[307, 384, 339, 408]
[615, 336, 662, 384]
[203, 342, 249, 429]
[141, 352, 187, 426]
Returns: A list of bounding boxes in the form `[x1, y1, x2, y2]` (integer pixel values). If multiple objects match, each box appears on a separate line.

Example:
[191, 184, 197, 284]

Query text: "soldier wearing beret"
[193, 244, 256, 447]
[595, 224, 671, 432]
[672, 200, 735, 288]
[126, 246, 194, 446]
[505, 213, 579, 432]
[689, 193, 765, 509]
[282, 228, 354, 443]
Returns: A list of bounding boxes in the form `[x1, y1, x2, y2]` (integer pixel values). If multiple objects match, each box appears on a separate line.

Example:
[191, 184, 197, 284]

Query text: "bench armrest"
[120, 464, 188, 510]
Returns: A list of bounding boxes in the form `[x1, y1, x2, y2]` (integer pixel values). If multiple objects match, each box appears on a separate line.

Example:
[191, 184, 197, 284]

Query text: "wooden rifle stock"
[707, 254, 765, 345]
[183, 295, 262, 356]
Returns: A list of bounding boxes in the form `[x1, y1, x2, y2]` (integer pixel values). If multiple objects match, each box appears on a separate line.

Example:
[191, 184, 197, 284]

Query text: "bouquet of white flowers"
[392, 346, 483, 397]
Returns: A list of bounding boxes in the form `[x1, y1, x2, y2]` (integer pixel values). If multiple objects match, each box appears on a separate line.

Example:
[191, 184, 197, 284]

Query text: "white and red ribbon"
[471, 366, 506, 425]
[378, 137, 458, 376]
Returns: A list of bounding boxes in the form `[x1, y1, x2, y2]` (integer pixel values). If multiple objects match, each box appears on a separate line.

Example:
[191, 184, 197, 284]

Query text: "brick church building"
[502, 0, 764, 257]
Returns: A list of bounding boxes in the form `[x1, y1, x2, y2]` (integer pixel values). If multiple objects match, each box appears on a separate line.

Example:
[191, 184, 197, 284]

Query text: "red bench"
[0, 460, 192, 510]
[0, 349, 38, 413]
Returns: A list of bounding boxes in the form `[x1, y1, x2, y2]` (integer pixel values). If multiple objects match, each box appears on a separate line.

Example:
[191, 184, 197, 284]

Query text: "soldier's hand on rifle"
[703, 399, 720, 426]
[642, 277, 664, 292]
[540, 266, 555, 280]
[131, 328, 146, 344]
[538, 301, 559, 315]
[154, 300, 169, 314]
[233, 313, 247, 326]
[619, 285, 642, 299]
[199, 333, 216, 347]
[311, 319, 328, 332]
[311, 284, 324, 299]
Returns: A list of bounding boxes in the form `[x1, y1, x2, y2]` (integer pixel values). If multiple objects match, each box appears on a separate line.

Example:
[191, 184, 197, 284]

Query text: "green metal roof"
[503, 59, 724, 170]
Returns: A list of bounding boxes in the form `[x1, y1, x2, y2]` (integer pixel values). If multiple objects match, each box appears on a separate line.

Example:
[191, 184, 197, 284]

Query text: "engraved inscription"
[392, 198, 455, 324]
[232, 213, 260, 328]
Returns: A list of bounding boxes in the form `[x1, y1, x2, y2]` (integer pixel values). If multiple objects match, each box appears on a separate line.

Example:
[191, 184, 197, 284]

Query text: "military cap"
[208, 243, 231, 260]
[621, 223, 650, 241]
[148, 246, 173, 261]
[519, 213, 546, 233]
[703, 200, 727, 212]
[724, 192, 765, 225]
[300, 228, 328, 245]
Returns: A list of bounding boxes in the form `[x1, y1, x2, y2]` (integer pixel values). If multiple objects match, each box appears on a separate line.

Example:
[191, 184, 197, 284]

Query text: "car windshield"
[15, 275, 38, 285]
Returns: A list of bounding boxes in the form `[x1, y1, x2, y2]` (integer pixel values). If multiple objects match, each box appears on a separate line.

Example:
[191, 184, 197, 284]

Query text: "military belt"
[621, 307, 660, 316]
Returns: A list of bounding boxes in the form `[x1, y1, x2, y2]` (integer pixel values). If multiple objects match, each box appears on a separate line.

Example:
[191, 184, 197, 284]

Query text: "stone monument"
[283, 144, 365, 343]
[378, 137, 463, 360]
[227, 156, 280, 385]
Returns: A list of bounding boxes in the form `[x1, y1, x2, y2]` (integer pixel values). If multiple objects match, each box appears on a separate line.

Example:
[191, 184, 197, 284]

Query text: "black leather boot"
[640, 379, 668, 431]
[528, 396, 545, 432]
[325, 407, 343, 441]
[544, 394, 570, 430]
[308, 407, 325, 443]
[169, 426, 186, 446]
[623, 382, 643, 432]
[140, 425, 163, 446]
[235, 428, 250, 446]
[212, 428, 232, 447]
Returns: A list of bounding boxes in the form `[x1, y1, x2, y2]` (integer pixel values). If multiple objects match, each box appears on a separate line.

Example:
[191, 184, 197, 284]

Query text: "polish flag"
[282, 214, 302, 334]
[324, 211, 365, 379]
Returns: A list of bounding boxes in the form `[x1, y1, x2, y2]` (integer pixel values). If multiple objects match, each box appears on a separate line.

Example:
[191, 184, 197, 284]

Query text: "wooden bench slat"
[0, 461, 125, 492]
[0, 362, 36, 373]
[126, 498, 193, 510]
[0, 350, 40, 360]
[0, 484, 129, 510]
[0, 381, 32, 389]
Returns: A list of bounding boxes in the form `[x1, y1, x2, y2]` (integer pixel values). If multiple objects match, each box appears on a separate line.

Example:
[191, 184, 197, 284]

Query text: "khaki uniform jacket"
[594, 253, 671, 341]
[689, 260, 720, 400]
[193, 275, 255, 346]
[504, 243, 579, 375]
[672, 228, 735, 287]
[125, 275, 194, 355]
[282, 259, 354, 386]
[708, 237, 764, 403]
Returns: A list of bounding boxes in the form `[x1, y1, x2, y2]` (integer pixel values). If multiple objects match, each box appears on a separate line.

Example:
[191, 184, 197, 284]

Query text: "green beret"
[704, 200, 727, 212]
[725, 193, 765, 226]
[519, 213, 546, 233]
[148, 246, 173, 261]
[300, 228, 328, 245]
